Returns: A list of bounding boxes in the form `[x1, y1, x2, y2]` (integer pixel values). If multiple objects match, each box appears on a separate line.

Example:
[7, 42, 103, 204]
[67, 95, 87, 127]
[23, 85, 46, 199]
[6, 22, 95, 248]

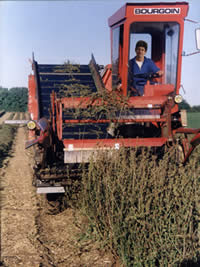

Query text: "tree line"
[179, 99, 200, 112]
[0, 87, 28, 112]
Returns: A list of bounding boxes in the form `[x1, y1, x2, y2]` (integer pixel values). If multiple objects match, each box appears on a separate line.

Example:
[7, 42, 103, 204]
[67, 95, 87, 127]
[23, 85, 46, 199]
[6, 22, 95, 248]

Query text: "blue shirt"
[129, 56, 160, 95]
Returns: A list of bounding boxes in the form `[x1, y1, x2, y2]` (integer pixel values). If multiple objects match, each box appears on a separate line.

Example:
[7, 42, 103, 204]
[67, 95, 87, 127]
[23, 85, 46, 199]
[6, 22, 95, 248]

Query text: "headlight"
[27, 120, 36, 130]
[174, 94, 183, 104]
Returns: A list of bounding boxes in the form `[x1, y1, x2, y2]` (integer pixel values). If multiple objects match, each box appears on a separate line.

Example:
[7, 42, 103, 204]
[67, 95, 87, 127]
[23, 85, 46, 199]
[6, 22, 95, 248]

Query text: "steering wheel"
[130, 72, 160, 96]
[133, 72, 160, 80]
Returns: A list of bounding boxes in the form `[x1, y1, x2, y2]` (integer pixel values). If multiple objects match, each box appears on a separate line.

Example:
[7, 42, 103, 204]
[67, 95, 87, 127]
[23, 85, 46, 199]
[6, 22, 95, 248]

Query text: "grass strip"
[187, 112, 200, 128]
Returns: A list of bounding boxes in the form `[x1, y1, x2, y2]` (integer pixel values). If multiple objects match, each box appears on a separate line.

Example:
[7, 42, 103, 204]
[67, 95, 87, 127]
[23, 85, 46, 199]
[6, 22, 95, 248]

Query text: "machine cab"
[108, 2, 189, 98]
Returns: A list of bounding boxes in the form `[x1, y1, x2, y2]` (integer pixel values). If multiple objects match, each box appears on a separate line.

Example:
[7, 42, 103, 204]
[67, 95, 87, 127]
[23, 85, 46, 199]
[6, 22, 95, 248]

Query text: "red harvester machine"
[26, 2, 200, 194]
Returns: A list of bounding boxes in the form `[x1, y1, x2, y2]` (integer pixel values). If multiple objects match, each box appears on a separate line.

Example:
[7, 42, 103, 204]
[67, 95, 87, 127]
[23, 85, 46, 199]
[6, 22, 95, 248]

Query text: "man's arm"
[149, 59, 164, 76]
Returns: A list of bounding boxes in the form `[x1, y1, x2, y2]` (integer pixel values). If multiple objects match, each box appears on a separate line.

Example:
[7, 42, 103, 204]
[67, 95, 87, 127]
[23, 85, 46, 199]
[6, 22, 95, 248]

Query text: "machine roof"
[108, 2, 189, 27]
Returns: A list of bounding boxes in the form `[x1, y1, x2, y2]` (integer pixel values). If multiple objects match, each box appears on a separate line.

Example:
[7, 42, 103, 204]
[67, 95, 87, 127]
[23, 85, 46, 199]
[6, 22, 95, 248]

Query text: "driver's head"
[135, 40, 148, 52]
[135, 40, 147, 60]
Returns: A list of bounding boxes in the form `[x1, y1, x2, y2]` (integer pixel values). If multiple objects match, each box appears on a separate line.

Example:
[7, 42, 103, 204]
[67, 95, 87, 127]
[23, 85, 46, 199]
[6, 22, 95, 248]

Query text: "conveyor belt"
[62, 122, 112, 140]
[33, 62, 98, 118]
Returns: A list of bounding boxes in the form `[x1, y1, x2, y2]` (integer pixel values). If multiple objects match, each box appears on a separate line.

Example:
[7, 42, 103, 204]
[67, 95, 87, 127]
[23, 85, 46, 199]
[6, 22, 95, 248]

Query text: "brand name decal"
[134, 8, 180, 15]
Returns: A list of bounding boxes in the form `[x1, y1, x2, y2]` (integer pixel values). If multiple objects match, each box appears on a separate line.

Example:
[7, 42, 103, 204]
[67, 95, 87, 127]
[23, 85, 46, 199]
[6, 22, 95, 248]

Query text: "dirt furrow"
[1, 127, 42, 266]
[0, 127, 115, 267]
[34, 192, 114, 267]
[1, 127, 59, 267]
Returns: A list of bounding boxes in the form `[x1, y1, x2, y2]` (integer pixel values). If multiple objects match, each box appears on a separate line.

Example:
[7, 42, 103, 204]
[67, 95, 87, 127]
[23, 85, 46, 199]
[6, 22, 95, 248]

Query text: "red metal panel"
[174, 128, 200, 134]
[108, 3, 189, 27]
[61, 95, 168, 109]
[56, 99, 61, 140]
[128, 96, 168, 108]
[126, 3, 188, 19]
[102, 64, 112, 91]
[63, 137, 168, 149]
[28, 74, 38, 120]
[59, 101, 63, 140]
[143, 84, 174, 97]
[51, 91, 56, 132]
[183, 132, 200, 164]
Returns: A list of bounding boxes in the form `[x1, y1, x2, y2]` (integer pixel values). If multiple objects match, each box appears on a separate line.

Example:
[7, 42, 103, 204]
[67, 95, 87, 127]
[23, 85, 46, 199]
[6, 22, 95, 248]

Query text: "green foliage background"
[0, 86, 28, 112]
[179, 99, 200, 112]
[187, 113, 200, 128]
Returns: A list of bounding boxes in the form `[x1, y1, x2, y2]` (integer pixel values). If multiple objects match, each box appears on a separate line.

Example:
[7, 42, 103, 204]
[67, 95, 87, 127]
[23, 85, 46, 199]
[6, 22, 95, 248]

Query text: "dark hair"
[135, 40, 148, 51]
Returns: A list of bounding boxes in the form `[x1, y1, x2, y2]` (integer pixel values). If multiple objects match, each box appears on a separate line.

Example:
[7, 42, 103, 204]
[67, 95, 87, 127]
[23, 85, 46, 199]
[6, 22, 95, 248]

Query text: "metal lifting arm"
[175, 127, 200, 164]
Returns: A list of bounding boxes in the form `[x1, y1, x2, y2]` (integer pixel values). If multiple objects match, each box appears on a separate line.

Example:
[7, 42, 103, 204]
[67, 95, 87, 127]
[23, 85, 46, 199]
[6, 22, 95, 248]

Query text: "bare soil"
[0, 127, 116, 267]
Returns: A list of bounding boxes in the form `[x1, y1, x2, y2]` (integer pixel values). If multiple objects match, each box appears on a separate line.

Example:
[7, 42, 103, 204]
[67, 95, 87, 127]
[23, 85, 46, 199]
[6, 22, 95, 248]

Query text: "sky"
[0, 0, 200, 106]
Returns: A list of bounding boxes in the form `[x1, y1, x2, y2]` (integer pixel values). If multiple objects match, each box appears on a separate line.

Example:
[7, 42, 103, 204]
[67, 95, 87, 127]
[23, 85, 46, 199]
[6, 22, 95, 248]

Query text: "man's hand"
[157, 70, 164, 76]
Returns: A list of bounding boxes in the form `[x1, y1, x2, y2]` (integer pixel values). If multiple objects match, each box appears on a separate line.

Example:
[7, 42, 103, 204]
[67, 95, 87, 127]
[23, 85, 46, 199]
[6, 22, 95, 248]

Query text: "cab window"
[112, 24, 124, 89]
[129, 22, 180, 87]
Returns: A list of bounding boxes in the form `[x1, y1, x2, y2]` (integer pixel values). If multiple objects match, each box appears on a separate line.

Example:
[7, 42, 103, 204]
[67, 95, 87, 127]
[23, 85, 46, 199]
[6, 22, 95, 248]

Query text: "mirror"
[196, 28, 200, 50]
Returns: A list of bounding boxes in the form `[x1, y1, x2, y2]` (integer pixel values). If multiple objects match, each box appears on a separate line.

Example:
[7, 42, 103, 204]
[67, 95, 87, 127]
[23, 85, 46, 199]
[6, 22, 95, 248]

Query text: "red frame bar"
[63, 137, 168, 150]
[61, 95, 168, 109]
[64, 118, 166, 124]
[174, 127, 200, 134]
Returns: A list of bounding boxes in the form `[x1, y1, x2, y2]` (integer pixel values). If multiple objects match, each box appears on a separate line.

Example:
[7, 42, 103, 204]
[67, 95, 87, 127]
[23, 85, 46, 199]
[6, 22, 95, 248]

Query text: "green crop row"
[0, 124, 17, 167]
[7, 112, 15, 120]
[81, 147, 200, 266]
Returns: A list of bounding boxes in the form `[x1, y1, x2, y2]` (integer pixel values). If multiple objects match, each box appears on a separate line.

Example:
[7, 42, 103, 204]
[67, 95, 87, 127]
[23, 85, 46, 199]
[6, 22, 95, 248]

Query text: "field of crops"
[0, 112, 28, 167]
[1, 110, 200, 266]
[0, 124, 16, 168]
[187, 112, 200, 128]
[80, 111, 200, 266]
[81, 146, 200, 266]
